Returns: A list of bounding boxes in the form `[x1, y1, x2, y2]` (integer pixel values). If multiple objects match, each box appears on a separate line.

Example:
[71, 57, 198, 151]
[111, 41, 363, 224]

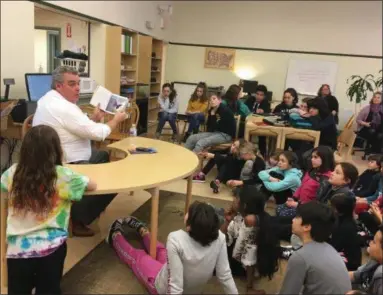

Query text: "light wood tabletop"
[1, 137, 199, 291]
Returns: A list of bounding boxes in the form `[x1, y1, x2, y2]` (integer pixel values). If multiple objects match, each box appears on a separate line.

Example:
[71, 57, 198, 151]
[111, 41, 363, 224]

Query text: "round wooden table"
[1, 137, 199, 290]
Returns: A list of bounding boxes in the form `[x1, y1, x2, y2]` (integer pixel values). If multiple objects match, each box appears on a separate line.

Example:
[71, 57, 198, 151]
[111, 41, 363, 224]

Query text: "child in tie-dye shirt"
[0, 125, 96, 295]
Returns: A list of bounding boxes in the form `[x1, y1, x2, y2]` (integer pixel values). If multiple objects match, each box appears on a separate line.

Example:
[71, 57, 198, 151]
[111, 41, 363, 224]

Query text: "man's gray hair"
[51, 66, 78, 89]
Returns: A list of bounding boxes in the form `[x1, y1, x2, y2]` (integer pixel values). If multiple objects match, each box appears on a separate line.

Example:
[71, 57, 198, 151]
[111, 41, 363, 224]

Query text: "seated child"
[219, 186, 279, 293]
[316, 162, 358, 204]
[156, 83, 179, 142]
[273, 88, 299, 117]
[276, 145, 335, 217]
[279, 202, 352, 295]
[258, 151, 302, 205]
[106, 201, 238, 294]
[289, 97, 313, 129]
[349, 225, 383, 295]
[354, 155, 382, 199]
[226, 142, 266, 189]
[183, 82, 209, 142]
[185, 92, 236, 153]
[357, 195, 383, 243]
[330, 193, 362, 271]
[193, 140, 246, 193]
[1, 125, 96, 294]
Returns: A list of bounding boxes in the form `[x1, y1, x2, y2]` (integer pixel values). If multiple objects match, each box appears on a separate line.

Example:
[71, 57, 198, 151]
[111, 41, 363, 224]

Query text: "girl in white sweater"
[106, 201, 238, 294]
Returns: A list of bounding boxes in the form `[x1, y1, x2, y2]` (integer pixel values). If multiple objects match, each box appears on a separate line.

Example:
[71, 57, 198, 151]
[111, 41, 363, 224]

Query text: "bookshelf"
[104, 26, 164, 138]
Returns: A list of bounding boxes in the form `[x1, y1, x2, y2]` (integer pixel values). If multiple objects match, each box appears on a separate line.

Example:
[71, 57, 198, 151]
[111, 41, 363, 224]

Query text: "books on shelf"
[121, 35, 133, 54]
[90, 86, 131, 114]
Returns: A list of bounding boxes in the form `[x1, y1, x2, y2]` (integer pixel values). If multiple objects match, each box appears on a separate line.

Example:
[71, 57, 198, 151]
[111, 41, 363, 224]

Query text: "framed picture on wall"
[204, 47, 235, 70]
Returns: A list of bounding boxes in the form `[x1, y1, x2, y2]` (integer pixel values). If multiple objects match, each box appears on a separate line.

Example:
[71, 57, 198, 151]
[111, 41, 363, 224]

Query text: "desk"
[1, 137, 199, 290]
[245, 115, 320, 150]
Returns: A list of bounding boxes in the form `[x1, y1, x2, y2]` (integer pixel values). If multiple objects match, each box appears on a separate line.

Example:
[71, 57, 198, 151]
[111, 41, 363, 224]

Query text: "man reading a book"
[33, 65, 127, 237]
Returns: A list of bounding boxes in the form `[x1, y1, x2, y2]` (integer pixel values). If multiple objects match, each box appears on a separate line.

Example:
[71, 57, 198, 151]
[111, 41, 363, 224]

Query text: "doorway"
[34, 27, 61, 73]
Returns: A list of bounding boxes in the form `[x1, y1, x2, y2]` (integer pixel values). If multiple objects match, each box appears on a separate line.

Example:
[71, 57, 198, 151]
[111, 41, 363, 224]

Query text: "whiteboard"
[285, 59, 338, 96]
[173, 82, 197, 115]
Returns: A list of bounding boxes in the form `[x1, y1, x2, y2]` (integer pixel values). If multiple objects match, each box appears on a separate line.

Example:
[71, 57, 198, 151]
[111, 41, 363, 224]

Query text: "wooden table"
[245, 115, 320, 150]
[1, 137, 199, 290]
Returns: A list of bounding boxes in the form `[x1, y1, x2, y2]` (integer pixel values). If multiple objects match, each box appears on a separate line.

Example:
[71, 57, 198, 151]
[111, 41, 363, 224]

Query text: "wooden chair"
[22, 114, 34, 139]
[335, 128, 357, 163]
[344, 114, 355, 130]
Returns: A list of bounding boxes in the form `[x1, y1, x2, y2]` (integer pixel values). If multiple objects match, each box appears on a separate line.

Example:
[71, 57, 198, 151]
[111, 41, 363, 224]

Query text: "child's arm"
[86, 179, 97, 191]
[157, 96, 166, 111]
[279, 253, 306, 294]
[166, 234, 184, 294]
[215, 241, 239, 294]
[263, 175, 301, 192]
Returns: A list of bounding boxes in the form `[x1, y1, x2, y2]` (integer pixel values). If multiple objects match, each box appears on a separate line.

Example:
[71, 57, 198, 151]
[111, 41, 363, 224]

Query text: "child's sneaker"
[193, 173, 206, 183]
[210, 180, 220, 194]
[279, 245, 294, 260]
[123, 216, 146, 233]
[106, 218, 124, 245]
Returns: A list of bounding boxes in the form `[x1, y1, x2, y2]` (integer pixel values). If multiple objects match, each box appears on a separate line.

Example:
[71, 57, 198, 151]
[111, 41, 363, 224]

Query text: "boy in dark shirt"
[244, 85, 270, 157]
[184, 92, 236, 153]
[354, 155, 382, 198]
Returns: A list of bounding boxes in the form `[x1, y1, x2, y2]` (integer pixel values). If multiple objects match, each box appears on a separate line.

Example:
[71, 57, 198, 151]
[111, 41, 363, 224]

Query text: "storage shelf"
[152, 57, 161, 60]
[121, 69, 136, 72]
[150, 82, 160, 85]
[148, 121, 158, 127]
[151, 70, 161, 73]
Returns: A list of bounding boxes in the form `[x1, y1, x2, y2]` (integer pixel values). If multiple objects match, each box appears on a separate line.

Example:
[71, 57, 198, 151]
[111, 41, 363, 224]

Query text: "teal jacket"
[222, 100, 251, 119]
[258, 167, 303, 192]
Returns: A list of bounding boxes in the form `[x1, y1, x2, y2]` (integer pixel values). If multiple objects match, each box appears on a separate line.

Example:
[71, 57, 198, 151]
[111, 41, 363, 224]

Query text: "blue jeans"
[187, 113, 205, 133]
[156, 112, 177, 135]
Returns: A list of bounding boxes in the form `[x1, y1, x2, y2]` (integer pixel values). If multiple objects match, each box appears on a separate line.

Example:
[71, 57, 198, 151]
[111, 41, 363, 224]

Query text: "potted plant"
[346, 70, 382, 114]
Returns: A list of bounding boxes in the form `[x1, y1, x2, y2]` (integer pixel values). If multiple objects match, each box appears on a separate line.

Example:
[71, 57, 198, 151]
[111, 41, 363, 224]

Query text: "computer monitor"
[242, 80, 258, 94]
[25, 73, 52, 102]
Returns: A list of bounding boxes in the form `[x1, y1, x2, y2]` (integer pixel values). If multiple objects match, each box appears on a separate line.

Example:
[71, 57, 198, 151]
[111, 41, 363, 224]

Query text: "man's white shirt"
[33, 90, 111, 163]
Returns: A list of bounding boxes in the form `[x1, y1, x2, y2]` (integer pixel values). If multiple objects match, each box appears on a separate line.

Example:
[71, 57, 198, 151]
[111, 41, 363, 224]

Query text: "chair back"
[234, 115, 241, 140]
[344, 114, 355, 130]
[336, 128, 357, 161]
[22, 114, 34, 139]
[104, 103, 140, 136]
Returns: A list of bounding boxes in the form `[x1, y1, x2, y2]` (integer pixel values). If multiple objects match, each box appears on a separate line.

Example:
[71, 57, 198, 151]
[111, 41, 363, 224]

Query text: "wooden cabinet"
[137, 35, 152, 84]
[104, 26, 122, 94]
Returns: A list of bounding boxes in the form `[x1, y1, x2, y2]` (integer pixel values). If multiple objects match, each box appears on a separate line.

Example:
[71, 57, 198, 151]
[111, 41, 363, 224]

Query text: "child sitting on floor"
[266, 149, 282, 169]
[193, 139, 246, 193]
[1, 125, 96, 295]
[349, 225, 383, 295]
[276, 145, 335, 217]
[226, 142, 266, 189]
[219, 186, 279, 293]
[354, 155, 382, 199]
[258, 151, 302, 205]
[106, 201, 238, 294]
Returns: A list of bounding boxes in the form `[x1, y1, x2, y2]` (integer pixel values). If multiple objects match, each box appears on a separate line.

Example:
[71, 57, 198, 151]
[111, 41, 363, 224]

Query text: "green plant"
[346, 70, 382, 103]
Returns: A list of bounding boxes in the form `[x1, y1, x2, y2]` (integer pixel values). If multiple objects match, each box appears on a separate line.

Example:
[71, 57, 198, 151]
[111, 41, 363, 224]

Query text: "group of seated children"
[2, 122, 383, 295]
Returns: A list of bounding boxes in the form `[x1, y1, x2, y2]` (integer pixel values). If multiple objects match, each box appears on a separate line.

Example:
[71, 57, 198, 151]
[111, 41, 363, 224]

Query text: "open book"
[90, 86, 131, 114]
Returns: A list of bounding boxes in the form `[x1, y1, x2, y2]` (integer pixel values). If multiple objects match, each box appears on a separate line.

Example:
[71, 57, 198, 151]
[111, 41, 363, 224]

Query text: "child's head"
[329, 162, 359, 188]
[367, 224, 383, 264]
[209, 92, 222, 108]
[255, 85, 268, 103]
[230, 139, 245, 154]
[293, 201, 335, 242]
[278, 151, 299, 171]
[239, 142, 257, 161]
[11, 125, 63, 216]
[283, 88, 298, 106]
[318, 84, 331, 97]
[330, 193, 356, 218]
[185, 201, 220, 247]
[300, 97, 313, 113]
[224, 84, 241, 103]
[191, 82, 208, 102]
[307, 98, 330, 119]
[367, 154, 383, 171]
[310, 145, 335, 173]
[237, 185, 266, 216]
[162, 83, 172, 98]
[269, 149, 283, 167]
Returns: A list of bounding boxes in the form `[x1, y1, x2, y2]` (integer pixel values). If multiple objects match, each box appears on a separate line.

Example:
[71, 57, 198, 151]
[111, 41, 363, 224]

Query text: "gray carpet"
[61, 191, 286, 294]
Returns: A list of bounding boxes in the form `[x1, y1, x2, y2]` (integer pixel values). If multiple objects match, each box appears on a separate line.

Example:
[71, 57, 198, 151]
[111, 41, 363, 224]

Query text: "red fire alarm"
[66, 23, 72, 38]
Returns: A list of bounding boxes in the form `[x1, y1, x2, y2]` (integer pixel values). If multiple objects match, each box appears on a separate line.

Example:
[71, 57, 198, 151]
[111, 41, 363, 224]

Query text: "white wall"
[165, 44, 382, 127]
[168, 1, 382, 57]
[1, 1, 35, 98]
[34, 29, 48, 73]
[35, 7, 89, 54]
[45, 1, 172, 40]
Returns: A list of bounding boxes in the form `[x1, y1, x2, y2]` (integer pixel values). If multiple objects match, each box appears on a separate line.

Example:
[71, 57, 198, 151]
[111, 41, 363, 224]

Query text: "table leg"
[185, 175, 193, 215]
[1, 194, 8, 291]
[148, 187, 159, 259]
